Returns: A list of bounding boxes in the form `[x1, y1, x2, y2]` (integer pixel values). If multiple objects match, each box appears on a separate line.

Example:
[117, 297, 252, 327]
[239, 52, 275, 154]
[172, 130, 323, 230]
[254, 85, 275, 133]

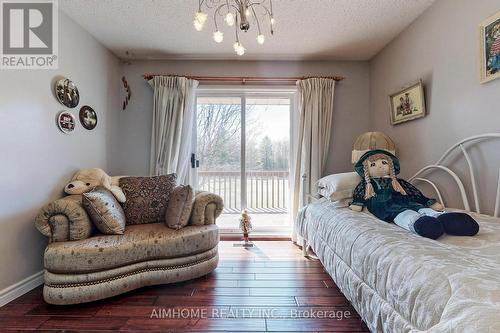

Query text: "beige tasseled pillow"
[82, 186, 126, 234]
[165, 185, 194, 230]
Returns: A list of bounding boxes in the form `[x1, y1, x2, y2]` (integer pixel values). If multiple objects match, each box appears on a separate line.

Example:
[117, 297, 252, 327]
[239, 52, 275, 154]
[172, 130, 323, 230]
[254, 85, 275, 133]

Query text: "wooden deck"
[0, 241, 369, 332]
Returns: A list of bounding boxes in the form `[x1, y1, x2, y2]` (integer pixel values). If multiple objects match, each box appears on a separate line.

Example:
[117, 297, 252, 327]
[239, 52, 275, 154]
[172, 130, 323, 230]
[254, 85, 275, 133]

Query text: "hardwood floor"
[0, 241, 369, 332]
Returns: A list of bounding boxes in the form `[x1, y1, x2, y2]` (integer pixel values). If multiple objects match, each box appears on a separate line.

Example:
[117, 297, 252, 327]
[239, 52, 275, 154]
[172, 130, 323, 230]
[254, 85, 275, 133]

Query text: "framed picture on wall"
[388, 80, 426, 125]
[479, 10, 500, 84]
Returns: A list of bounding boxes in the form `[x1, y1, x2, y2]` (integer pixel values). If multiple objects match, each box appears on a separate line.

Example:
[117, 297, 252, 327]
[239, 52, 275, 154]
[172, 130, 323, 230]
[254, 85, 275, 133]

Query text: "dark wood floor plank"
[232, 266, 326, 274]
[237, 279, 327, 288]
[218, 261, 268, 268]
[156, 295, 297, 307]
[219, 261, 323, 268]
[191, 318, 267, 331]
[107, 294, 158, 306]
[96, 305, 229, 318]
[180, 279, 239, 288]
[255, 273, 332, 280]
[0, 241, 368, 333]
[263, 261, 324, 268]
[133, 285, 195, 296]
[267, 318, 369, 332]
[208, 272, 256, 280]
[0, 303, 38, 316]
[296, 296, 352, 306]
[227, 306, 361, 319]
[213, 266, 234, 273]
[0, 316, 50, 330]
[39, 316, 127, 330]
[323, 279, 338, 289]
[25, 303, 102, 317]
[249, 287, 342, 297]
[193, 287, 251, 296]
[120, 317, 198, 331]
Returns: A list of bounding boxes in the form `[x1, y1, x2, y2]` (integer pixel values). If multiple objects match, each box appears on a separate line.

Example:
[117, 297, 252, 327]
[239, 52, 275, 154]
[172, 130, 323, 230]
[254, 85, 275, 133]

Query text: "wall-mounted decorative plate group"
[54, 77, 98, 134]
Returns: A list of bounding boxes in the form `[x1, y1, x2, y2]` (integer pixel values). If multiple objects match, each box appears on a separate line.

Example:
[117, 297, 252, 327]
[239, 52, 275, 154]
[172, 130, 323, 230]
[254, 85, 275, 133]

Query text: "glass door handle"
[191, 153, 200, 168]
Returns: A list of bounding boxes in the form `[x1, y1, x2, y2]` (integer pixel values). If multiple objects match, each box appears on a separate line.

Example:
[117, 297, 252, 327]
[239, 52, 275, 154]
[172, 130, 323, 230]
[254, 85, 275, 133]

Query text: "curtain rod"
[142, 74, 345, 83]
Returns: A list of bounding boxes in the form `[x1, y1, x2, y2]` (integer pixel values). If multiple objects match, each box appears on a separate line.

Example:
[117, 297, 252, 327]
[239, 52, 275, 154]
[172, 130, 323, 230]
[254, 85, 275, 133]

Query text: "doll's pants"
[394, 208, 443, 233]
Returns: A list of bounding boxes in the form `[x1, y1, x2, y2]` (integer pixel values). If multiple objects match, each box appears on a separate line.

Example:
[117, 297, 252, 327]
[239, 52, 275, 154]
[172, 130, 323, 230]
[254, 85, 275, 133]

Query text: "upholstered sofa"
[35, 184, 223, 305]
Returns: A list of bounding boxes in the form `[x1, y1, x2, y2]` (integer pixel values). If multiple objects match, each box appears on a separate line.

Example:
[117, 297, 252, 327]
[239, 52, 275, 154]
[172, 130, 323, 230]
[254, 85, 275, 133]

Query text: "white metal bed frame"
[408, 133, 500, 218]
[300, 133, 500, 256]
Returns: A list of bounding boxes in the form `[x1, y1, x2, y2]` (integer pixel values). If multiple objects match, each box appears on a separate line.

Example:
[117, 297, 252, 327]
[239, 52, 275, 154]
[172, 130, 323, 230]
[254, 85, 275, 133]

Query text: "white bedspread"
[296, 198, 500, 333]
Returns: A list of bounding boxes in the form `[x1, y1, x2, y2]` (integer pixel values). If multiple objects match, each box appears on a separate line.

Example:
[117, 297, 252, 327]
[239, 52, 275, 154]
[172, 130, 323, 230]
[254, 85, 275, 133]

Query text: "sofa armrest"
[190, 192, 224, 226]
[35, 195, 94, 242]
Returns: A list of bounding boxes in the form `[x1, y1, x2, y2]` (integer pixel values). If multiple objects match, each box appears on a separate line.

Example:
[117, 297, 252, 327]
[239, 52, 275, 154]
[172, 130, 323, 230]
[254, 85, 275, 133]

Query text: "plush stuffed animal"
[64, 168, 126, 203]
[349, 150, 479, 239]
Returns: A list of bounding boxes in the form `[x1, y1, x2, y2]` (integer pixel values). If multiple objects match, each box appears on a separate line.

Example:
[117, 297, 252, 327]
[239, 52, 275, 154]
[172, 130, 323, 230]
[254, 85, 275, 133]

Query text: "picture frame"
[57, 111, 76, 134]
[479, 10, 500, 84]
[79, 105, 98, 130]
[388, 80, 426, 125]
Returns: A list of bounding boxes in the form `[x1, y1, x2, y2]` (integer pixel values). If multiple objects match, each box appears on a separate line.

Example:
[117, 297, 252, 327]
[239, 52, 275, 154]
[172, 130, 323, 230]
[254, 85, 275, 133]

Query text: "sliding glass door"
[194, 92, 293, 234]
[196, 97, 242, 212]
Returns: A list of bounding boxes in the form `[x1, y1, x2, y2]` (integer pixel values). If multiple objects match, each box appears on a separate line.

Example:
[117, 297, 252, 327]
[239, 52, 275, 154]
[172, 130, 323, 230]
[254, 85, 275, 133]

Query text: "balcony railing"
[198, 170, 289, 214]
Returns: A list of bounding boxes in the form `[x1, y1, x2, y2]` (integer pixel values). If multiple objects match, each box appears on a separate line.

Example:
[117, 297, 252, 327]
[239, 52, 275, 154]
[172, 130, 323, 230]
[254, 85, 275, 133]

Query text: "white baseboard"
[0, 270, 44, 307]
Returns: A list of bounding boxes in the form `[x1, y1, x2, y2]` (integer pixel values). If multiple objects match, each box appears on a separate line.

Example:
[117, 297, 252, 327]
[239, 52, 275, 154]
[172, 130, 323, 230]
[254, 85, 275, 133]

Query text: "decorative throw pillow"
[317, 172, 361, 201]
[165, 185, 194, 230]
[119, 174, 177, 225]
[82, 186, 126, 234]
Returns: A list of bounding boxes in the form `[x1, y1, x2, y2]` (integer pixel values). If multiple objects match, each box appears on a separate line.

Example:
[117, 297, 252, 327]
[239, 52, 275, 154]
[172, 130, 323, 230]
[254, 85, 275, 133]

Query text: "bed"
[296, 133, 500, 333]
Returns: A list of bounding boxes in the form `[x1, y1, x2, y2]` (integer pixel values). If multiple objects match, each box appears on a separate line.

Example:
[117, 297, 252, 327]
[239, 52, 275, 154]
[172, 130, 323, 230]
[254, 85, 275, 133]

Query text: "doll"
[239, 209, 252, 243]
[349, 150, 479, 239]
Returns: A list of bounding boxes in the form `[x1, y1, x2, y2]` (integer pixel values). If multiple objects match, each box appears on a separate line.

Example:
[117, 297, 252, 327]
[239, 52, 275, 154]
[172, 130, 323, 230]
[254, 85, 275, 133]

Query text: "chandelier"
[193, 0, 275, 56]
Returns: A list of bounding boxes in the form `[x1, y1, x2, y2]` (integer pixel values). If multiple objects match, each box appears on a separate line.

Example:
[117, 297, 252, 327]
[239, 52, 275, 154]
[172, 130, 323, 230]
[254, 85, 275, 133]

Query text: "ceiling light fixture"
[193, 0, 275, 56]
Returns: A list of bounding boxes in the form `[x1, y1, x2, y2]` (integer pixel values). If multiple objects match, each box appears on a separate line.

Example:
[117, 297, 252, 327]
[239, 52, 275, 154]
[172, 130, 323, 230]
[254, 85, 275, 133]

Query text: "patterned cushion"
[166, 185, 194, 230]
[82, 186, 126, 234]
[119, 174, 177, 225]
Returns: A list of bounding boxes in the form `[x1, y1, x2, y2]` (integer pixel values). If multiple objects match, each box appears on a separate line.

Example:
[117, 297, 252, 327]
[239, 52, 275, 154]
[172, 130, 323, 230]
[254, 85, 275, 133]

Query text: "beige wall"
[113, 60, 371, 176]
[6, 0, 500, 292]
[370, 0, 500, 213]
[0, 12, 121, 290]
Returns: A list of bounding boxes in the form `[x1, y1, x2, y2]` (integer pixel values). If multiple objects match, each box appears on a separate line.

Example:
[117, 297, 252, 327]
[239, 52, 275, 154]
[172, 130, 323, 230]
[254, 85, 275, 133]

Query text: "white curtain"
[291, 78, 336, 242]
[148, 76, 199, 184]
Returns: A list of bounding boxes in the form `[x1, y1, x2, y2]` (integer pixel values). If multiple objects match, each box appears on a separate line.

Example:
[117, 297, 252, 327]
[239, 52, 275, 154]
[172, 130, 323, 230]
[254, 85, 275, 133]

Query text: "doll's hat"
[354, 149, 401, 177]
[352, 132, 396, 164]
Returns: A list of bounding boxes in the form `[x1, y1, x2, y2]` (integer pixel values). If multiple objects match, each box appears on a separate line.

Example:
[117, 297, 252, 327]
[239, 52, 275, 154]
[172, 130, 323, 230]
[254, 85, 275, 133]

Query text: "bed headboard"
[409, 133, 500, 218]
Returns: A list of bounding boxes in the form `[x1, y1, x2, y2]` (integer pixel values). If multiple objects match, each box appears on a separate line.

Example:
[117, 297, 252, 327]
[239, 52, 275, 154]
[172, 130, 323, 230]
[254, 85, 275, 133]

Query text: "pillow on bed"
[317, 172, 361, 201]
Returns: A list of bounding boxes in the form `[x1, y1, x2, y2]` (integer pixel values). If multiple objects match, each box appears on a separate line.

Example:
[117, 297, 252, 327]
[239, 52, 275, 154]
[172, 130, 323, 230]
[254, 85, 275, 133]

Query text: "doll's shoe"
[413, 216, 444, 240]
[437, 213, 479, 236]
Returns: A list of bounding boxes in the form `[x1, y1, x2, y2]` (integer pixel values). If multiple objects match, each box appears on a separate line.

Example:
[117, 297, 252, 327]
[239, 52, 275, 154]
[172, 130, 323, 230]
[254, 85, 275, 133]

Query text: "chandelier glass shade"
[193, 0, 275, 56]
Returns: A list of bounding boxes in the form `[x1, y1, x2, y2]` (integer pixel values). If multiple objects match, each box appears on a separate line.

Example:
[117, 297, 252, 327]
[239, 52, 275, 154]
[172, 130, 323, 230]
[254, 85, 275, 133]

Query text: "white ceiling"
[60, 0, 436, 61]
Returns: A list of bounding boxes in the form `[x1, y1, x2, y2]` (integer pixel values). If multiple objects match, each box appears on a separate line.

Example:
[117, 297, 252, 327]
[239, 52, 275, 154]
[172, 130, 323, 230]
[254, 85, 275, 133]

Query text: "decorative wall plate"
[57, 111, 76, 134]
[79, 105, 98, 130]
[55, 78, 80, 108]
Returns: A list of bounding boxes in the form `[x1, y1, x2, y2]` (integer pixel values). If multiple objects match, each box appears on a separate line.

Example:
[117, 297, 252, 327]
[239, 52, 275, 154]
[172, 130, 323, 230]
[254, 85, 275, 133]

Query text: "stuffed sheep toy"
[349, 150, 479, 239]
[64, 168, 126, 203]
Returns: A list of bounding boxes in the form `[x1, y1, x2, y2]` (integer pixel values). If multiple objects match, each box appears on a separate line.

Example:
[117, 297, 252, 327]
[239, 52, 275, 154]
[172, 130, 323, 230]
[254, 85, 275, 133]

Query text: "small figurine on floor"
[234, 209, 254, 248]
[240, 209, 253, 243]
[349, 150, 479, 239]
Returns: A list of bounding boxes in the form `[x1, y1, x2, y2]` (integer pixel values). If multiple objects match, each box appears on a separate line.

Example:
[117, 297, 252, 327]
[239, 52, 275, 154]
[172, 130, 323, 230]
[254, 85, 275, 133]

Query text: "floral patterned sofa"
[34, 174, 223, 305]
